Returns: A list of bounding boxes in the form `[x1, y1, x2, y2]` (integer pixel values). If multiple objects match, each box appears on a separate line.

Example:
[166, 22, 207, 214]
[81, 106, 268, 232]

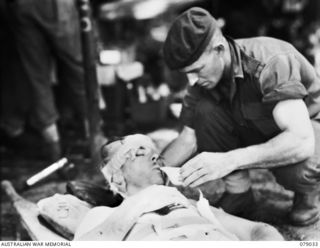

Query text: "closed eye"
[135, 146, 147, 156]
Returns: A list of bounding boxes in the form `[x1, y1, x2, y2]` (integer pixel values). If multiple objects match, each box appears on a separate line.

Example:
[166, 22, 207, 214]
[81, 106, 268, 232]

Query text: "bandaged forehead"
[101, 134, 157, 188]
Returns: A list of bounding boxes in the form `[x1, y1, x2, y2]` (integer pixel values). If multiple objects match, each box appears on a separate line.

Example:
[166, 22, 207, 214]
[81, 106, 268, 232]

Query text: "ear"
[211, 43, 225, 58]
[215, 44, 225, 54]
[111, 174, 127, 198]
[211, 33, 225, 55]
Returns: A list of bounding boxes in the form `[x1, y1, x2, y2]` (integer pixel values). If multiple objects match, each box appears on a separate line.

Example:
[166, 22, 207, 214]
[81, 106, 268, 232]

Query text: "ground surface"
[1, 130, 319, 241]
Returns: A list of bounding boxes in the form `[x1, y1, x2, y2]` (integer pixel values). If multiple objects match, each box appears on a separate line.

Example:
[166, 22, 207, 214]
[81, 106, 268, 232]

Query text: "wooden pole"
[77, 0, 105, 163]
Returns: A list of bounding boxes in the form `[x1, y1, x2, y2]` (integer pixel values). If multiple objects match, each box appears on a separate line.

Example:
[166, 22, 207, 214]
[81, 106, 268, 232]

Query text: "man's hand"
[180, 152, 235, 187]
[181, 99, 315, 186]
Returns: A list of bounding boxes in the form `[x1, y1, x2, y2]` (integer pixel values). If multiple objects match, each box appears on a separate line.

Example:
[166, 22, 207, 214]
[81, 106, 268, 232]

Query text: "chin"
[153, 176, 165, 186]
[205, 83, 217, 90]
[150, 172, 165, 185]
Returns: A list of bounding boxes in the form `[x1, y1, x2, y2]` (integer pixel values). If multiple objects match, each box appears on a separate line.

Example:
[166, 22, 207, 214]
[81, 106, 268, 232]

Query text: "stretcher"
[1, 180, 67, 241]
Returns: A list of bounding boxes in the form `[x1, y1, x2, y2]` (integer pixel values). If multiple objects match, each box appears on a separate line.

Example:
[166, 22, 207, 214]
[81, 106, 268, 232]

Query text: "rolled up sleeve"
[260, 54, 308, 103]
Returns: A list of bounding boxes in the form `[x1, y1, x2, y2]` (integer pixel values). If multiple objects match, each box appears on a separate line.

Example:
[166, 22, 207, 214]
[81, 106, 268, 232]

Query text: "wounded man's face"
[122, 145, 165, 190]
[101, 135, 165, 196]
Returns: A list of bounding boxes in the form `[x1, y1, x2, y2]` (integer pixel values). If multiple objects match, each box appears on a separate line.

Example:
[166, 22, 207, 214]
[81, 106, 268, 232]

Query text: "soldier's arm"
[161, 125, 198, 167]
[231, 99, 314, 170]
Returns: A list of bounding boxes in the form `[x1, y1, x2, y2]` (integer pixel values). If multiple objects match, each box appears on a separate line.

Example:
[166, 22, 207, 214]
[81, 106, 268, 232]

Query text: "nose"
[186, 73, 199, 86]
[151, 154, 159, 162]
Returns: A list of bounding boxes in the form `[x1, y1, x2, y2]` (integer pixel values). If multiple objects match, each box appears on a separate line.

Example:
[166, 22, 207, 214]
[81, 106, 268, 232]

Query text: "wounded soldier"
[38, 134, 284, 241]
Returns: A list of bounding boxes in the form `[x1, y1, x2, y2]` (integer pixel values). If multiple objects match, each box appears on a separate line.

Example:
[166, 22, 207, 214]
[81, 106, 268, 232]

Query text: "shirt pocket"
[241, 102, 281, 138]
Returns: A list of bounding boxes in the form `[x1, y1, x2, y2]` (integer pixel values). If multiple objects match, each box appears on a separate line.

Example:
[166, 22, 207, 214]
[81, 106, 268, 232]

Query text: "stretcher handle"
[1, 180, 23, 203]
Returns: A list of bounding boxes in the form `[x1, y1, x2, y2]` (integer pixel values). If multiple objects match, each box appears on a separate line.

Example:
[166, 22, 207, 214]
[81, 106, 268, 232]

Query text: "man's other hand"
[180, 152, 235, 187]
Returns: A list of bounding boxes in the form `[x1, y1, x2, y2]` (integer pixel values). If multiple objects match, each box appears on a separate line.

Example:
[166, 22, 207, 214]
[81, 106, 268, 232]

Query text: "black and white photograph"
[0, 0, 319, 244]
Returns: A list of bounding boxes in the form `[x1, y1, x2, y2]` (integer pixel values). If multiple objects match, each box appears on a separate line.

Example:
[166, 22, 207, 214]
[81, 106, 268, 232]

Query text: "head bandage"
[101, 134, 158, 196]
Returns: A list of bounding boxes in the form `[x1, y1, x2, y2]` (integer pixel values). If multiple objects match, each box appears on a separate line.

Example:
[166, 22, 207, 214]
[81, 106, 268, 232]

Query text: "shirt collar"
[218, 36, 244, 103]
[228, 36, 244, 79]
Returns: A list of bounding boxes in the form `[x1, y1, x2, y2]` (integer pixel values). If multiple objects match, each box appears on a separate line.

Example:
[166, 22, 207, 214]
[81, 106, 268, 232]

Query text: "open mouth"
[150, 166, 167, 185]
[151, 155, 169, 184]
[159, 168, 169, 185]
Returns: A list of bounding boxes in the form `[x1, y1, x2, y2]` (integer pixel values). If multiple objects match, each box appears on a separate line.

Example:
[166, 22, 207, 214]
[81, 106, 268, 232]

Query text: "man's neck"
[222, 41, 233, 82]
[126, 185, 144, 197]
[127, 182, 165, 197]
